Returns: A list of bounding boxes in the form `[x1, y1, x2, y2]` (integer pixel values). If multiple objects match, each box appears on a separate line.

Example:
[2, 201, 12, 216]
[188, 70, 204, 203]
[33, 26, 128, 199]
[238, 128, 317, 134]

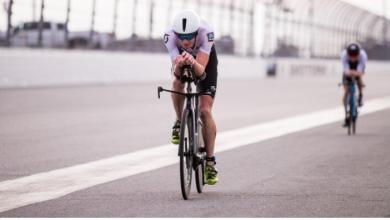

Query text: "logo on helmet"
[182, 18, 187, 32]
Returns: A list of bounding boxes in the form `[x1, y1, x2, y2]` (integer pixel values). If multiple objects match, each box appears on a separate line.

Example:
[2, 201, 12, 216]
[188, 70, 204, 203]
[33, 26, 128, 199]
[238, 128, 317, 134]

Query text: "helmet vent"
[182, 18, 187, 32]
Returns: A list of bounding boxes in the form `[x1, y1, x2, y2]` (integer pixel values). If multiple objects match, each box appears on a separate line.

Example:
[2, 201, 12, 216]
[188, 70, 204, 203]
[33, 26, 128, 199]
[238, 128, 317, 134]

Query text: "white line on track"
[1, 96, 390, 213]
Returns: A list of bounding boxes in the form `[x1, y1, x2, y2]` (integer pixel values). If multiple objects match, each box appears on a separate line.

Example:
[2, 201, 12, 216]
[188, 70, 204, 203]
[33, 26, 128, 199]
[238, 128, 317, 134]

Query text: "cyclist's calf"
[199, 95, 216, 157]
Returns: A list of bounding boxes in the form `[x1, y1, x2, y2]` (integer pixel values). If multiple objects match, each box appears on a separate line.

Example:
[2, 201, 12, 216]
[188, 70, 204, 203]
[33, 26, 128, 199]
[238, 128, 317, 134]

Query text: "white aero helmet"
[172, 10, 201, 34]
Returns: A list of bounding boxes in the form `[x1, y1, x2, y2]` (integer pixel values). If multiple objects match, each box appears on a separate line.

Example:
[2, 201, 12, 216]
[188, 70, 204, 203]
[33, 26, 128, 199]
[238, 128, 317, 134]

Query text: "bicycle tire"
[179, 110, 193, 200]
[347, 83, 358, 136]
[195, 120, 205, 194]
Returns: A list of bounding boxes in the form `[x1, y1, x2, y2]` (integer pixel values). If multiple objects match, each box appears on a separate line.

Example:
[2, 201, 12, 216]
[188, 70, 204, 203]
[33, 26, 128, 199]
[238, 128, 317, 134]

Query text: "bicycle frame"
[158, 66, 210, 198]
[157, 66, 203, 162]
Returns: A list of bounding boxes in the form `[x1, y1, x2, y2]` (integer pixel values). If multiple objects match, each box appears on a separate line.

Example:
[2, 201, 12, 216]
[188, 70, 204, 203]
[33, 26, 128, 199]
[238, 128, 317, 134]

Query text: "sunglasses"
[177, 32, 197, 41]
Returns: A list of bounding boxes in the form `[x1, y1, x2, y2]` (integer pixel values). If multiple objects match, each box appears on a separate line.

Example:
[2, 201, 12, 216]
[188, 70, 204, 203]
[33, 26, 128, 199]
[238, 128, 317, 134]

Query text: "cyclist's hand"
[350, 70, 361, 77]
[182, 51, 196, 66]
[174, 56, 185, 67]
[346, 70, 358, 77]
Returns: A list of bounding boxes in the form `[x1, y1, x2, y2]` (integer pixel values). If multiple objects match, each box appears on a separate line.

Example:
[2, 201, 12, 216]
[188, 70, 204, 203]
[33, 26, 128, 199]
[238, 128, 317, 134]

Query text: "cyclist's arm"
[354, 50, 367, 76]
[341, 51, 353, 76]
[341, 58, 361, 77]
[349, 56, 367, 77]
[172, 56, 184, 77]
[164, 30, 183, 77]
[190, 30, 214, 78]
[180, 51, 208, 78]
[349, 70, 363, 77]
[192, 51, 209, 78]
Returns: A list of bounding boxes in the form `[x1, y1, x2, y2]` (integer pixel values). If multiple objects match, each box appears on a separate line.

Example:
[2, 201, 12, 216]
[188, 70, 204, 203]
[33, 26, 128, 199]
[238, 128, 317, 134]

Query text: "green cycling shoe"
[171, 120, 180, 145]
[204, 158, 218, 185]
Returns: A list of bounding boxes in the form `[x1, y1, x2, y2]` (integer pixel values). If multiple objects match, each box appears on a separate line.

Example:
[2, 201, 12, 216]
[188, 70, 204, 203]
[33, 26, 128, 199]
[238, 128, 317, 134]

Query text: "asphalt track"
[0, 71, 390, 217]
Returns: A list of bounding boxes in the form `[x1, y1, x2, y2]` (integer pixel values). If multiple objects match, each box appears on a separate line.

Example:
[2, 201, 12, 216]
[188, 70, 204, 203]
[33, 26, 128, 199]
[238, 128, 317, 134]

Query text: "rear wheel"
[352, 119, 356, 135]
[195, 120, 206, 194]
[179, 110, 193, 200]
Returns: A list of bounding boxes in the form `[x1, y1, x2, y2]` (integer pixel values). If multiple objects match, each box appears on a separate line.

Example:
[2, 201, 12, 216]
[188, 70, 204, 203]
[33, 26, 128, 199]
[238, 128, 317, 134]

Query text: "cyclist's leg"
[197, 44, 218, 157]
[171, 77, 185, 120]
[199, 96, 218, 185]
[197, 45, 219, 185]
[172, 47, 186, 121]
[342, 75, 348, 113]
[357, 76, 363, 92]
[357, 75, 364, 106]
[199, 95, 216, 157]
[343, 85, 348, 112]
[170, 75, 185, 144]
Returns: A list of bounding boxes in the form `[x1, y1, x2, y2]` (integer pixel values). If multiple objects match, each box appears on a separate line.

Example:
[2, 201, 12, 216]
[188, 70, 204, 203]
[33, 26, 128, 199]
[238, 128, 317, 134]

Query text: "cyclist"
[163, 10, 219, 185]
[340, 43, 368, 127]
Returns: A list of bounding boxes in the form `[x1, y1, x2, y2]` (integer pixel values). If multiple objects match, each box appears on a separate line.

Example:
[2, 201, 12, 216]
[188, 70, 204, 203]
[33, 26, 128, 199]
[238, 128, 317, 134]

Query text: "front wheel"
[179, 110, 193, 200]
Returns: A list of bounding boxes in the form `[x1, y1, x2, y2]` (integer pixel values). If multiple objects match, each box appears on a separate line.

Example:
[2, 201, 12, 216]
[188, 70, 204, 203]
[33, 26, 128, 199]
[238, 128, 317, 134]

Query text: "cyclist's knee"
[200, 95, 213, 119]
[172, 78, 184, 90]
[343, 89, 348, 97]
[358, 79, 364, 88]
[343, 85, 348, 93]
[200, 106, 212, 121]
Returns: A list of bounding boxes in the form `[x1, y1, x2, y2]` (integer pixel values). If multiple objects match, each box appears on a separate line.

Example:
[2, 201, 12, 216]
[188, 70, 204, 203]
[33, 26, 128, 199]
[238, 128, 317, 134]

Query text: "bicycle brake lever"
[158, 86, 163, 99]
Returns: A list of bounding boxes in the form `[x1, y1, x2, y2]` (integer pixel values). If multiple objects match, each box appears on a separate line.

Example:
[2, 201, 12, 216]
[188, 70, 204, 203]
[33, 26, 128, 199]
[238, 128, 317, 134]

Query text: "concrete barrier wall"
[0, 48, 388, 88]
[274, 58, 390, 78]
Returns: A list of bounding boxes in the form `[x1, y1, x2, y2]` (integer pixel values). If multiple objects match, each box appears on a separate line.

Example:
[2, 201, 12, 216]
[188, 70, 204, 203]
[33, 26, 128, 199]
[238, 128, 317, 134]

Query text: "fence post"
[89, 0, 96, 47]
[32, 0, 37, 21]
[37, 0, 45, 47]
[113, 0, 119, 37]
[65, 0, 71, 48]
[131, 0, 138, 37]
[383, 0, 388, 45]
[149, 0, 154, 39]
[5, 0, 14, 47]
